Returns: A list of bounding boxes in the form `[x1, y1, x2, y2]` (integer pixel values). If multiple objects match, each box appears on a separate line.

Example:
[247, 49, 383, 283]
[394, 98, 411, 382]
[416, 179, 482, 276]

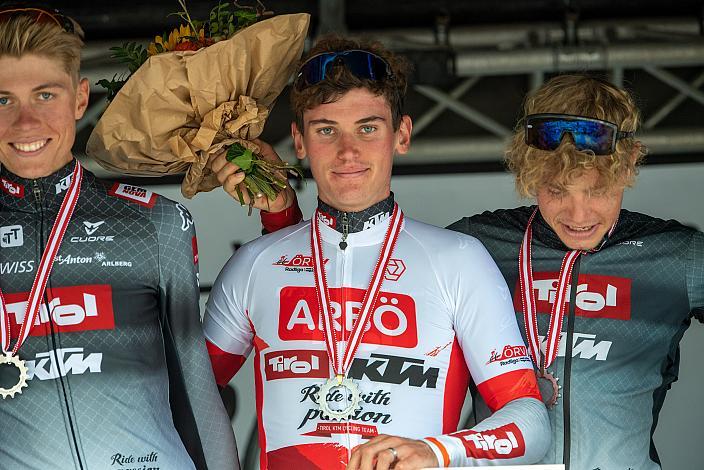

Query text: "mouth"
[11, 139, 49, 154]
[561, 223, 599, 239]
[332, 168, 369, 178]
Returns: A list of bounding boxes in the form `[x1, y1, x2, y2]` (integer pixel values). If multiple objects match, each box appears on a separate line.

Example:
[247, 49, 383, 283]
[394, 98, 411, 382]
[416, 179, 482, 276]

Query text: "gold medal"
[0, 353, 28, 399]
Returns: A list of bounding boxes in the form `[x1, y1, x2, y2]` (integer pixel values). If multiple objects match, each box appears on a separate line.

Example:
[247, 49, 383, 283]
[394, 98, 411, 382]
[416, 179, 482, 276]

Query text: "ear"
[394, 115, 412, 155]
[291, 121, 306, 161]
[629, 141, 642, 165]
[74, 78, 89, 120]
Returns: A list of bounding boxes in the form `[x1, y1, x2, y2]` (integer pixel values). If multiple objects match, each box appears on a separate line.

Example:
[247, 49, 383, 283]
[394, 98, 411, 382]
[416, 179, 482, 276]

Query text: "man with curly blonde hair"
[447, 74, 703, 470]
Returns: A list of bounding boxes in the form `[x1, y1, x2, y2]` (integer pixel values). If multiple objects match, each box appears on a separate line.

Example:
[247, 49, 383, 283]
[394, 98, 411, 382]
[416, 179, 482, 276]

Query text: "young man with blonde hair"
[447, 74, 704, 469]
[204, 35, 551, 470]
[0, 6, 237, 469]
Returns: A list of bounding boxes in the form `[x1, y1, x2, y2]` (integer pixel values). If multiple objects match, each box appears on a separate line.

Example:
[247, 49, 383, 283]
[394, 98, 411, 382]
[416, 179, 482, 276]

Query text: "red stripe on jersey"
[475, 369, 540, 412]
[254, 340, 268, 470]
[425, 437, 450, 467]
[205, 340, 246, 386]
[442, 338, 469, 433]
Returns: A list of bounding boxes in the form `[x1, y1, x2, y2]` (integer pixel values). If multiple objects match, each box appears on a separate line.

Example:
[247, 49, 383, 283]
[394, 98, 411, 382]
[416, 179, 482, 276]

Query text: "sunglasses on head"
[0, 5, 75, 35]
[294, 49, 393, 91]
[525, 113, 634, 155]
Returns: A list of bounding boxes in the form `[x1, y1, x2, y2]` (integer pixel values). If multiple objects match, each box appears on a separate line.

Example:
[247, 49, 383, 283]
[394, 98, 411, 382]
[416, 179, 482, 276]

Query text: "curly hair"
[290, 34, 411, 133]
[0, 13, 84, 83]
[506, 74, 646, 197]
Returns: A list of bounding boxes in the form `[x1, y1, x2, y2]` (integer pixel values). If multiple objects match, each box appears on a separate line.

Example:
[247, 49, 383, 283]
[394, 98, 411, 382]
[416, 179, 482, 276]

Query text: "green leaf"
[226, 143, 254, 171]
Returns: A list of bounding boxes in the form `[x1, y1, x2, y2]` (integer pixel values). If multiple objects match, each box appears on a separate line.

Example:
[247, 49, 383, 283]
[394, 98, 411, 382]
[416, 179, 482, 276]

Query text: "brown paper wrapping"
[86, 13, 310, 197]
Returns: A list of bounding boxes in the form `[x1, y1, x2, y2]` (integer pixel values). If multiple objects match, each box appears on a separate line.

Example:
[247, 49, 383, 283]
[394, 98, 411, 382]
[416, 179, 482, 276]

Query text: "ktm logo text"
[453, 423, 526, 459]
[3, 285, 115, 336]
[540, 332, 612, 361]
[27, 347, 103, 381]
[514, 272, 631, 320]
[279, 286, 417, 347]
[349, 353, 439, 388]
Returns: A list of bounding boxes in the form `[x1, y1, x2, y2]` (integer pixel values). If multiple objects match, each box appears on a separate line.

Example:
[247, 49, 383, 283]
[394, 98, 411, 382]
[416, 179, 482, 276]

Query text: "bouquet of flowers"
[87, 1, 309, 200]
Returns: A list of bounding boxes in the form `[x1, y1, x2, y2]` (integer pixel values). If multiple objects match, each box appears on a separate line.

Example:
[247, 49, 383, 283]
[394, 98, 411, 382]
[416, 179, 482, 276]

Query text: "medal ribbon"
[311, 203, 403, 378]
[519, 207, 616, 372]
[0, 161, 83, 356]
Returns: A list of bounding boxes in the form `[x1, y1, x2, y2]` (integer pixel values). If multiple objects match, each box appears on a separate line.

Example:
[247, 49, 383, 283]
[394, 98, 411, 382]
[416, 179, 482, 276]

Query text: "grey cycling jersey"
[448, 206, 704, 470]
[0, 161, 238, 470]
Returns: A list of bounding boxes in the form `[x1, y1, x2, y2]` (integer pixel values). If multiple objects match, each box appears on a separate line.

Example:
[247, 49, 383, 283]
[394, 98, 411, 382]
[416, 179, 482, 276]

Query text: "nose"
[336, 132, 359, 161]
[13, 104, 41, 130]
[563, 193, 592, 223]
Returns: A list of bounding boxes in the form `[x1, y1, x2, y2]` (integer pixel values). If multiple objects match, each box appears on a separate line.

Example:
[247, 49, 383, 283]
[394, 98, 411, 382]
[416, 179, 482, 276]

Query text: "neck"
[316, 194, 395, 234]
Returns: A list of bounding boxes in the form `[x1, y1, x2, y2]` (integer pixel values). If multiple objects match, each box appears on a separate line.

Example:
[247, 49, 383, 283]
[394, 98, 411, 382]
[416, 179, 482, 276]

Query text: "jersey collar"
[0, 160, 81, 213]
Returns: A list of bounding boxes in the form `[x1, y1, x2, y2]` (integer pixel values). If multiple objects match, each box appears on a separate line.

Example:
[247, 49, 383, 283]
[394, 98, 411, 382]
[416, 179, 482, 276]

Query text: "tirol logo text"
[264, 350, 329, 380]
[279, 286, 418, 347]
[3, 285, 115, 336]
[1, 177, 24, 198]
[514, 272, 631, 320]
[452, 423, 526, 459]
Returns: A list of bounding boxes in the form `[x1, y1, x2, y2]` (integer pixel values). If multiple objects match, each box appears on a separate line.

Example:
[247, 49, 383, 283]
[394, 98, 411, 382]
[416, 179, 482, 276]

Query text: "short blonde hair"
[0, 13, 84, 83]
[506, 74, 646, 197]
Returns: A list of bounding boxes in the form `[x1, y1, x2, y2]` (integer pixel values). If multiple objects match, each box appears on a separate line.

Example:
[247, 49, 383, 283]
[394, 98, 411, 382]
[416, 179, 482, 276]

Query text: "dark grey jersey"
[0, 161, 238, 470]
[448, 206, 704, 470]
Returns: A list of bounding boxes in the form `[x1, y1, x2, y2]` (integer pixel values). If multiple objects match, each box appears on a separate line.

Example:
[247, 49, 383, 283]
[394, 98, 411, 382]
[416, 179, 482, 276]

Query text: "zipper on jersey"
[562, 255, 581, 470]
[33, 178, 86, 470]
[339, 212, 349, 250]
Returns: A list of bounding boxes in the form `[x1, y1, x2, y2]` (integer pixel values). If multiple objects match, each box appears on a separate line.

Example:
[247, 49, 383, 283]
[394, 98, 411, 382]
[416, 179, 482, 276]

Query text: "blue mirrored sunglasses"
[294, 49, 392, 90]
[525, 113, 634, 155]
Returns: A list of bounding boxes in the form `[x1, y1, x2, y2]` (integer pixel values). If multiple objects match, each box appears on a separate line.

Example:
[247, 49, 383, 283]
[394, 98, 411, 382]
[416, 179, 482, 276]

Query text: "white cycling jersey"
[204, 208, 549, 469]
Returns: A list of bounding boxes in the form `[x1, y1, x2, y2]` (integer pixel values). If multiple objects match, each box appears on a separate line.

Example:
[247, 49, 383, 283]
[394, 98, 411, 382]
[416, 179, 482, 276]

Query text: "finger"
[222, 172, 247, 197]
[352, 435, 397, 470]
[208, 148, 232, 174]
[373, 446, 398, 470]
[252, 138, 281, 163]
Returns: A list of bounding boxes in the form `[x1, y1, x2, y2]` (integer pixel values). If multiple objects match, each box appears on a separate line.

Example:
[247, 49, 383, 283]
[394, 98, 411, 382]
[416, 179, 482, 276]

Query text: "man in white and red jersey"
[203, 36, 550, 470]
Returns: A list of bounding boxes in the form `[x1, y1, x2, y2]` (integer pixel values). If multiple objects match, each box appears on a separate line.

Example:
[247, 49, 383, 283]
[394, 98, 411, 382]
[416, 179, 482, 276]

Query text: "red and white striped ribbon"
[519, 207, 616, 372]
[0, 161, 83, 355]
[311, 203, 403, 377]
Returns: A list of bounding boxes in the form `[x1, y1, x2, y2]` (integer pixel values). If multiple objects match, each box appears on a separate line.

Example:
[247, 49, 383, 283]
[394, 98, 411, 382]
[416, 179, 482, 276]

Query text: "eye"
[38, 91, 54, 101]
[360, 125, 376, 134]
[547, 187, 564, 197]
[0, 96, 10, 106]
[316, 126, 334, 136]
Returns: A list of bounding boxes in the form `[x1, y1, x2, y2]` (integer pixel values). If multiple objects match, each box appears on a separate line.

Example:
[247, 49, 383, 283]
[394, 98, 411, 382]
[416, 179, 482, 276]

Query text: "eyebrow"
[0, 82, 68, 95]
[307, 115, 387, 127]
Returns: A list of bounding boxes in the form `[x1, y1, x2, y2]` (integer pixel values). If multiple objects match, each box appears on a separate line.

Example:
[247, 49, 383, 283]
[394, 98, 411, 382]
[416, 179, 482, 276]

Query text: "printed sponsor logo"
[176, 203, 194, 232]
[108, 182, 157, 208]
[55, 254, 93, 265]
[273, 254, 328, 273]
[486, 344, 531, 366]
[71, 221, 114, 243]
[4, 285, 115, 336]
[91, 251, 132, 267]
[0, 177, 24, 198]
[541, 331, 613, 361]
[513, 272, 631, 320]
[384, 259, 406, 281]
[264, 350, 329, 380]
[317, 211, 336, 228]
[27, 347, 103, 381]
[0, 225, 23, 247]
[299, 384, 392, 429]
[348, 353, 439, 388]
[304, 422, 379, 438]
[0, 260, 34, 274]
[619, 240, 643, 247]
[55, 174, 72, 194]
[362, 212, 390, 231]
[452, 423, 525, 459]
[83, 220, 105, 235]
[279, 286, 418, 347]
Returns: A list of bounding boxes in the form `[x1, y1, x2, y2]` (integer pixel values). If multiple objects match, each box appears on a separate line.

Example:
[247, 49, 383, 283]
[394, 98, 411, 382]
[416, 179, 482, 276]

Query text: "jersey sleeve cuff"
[422, 437, 449, 468]
[260, 197, 303, 233]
